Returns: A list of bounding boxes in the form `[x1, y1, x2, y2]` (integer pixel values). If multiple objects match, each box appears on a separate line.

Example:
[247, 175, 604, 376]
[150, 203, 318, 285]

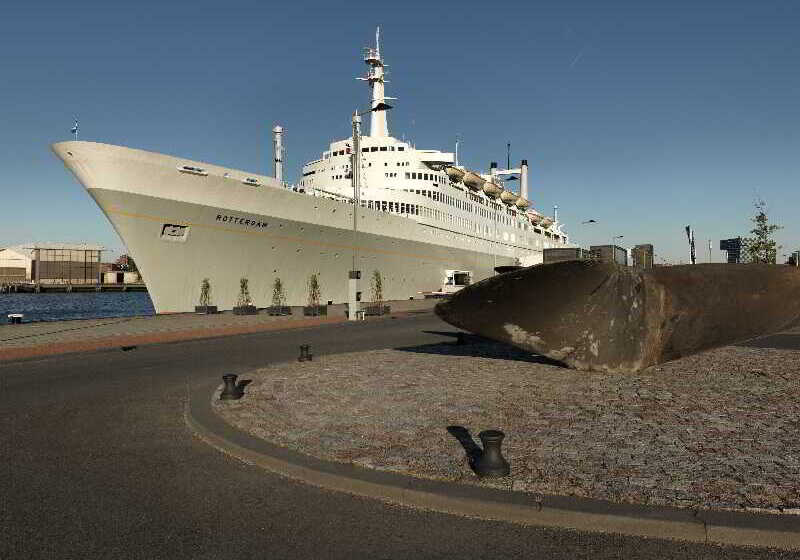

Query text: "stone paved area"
[214, 331, 800, 512]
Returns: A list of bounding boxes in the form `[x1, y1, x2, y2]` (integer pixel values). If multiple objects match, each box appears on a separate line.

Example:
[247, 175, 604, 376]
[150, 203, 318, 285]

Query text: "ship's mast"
[359, 27, 389, 137]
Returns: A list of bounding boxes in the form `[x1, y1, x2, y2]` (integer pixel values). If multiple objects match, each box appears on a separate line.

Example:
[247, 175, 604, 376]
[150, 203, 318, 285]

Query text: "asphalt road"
[1, 314, 795, 559]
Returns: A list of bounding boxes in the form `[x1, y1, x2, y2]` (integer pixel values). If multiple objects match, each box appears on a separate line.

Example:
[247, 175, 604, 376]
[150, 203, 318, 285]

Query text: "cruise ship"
[51, 29, 570, 313]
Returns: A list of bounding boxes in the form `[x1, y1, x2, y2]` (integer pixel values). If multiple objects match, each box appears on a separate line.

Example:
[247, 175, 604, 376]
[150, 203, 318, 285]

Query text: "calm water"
[1, 292, 155, 323]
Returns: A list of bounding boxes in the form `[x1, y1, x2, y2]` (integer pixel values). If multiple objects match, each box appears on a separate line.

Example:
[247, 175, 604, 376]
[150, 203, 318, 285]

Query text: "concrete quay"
[199, 328, 800, 550]
[0, 298, 436, 362]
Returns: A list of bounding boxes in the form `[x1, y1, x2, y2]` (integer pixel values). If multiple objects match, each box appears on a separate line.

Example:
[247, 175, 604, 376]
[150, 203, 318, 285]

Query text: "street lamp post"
[612, 235, 624, 265]
[348, 103, 392, 321]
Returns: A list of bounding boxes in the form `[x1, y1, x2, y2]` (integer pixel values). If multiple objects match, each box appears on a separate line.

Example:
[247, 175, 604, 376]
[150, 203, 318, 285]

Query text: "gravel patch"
[213, 334, 800, 512]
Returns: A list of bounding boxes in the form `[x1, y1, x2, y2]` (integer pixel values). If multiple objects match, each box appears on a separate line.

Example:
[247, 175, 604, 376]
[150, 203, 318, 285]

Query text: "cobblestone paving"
[214, 333, 800, 512]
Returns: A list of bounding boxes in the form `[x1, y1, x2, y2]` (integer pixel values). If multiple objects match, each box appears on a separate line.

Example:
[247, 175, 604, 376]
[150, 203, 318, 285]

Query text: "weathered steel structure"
[435, 261, 800, 373]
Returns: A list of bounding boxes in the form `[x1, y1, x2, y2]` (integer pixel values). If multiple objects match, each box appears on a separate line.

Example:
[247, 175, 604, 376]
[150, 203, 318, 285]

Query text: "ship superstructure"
[301, 28, 567, 264]
[51, 29, 570, 313]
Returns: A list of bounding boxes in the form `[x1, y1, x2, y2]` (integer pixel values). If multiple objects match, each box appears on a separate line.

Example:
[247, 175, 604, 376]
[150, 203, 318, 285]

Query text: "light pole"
[612, 235, 624, 265]
[349, 103, 392, 321]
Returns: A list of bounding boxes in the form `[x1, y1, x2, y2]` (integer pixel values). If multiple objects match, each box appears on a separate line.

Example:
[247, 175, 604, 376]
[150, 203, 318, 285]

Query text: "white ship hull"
[52, 141, 531, 313]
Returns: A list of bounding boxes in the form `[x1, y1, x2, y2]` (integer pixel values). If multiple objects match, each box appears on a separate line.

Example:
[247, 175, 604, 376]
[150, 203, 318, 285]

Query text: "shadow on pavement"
[736, 333, 800, 350]
[397, 331, 565, 366]
[446, 425, 482, 473]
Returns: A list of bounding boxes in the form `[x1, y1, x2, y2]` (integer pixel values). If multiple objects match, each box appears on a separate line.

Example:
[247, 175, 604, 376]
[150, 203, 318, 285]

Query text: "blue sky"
[1, 0, 798, 263]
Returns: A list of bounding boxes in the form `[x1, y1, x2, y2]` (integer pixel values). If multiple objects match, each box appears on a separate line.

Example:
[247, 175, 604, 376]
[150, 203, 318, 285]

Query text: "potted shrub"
[232, 277, 258, 315]
[267, 277, 291, 316]
[365, 270, 390, 316]
[195, 278, 218, 314]
[303, 273, 327, 316]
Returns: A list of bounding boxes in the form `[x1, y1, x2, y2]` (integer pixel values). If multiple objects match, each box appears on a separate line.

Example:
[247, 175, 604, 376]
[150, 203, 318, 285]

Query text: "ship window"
[390, 146, 395, 151]
[412, 173, 417, 179]
[370, 147, 378, 152]
[380, 147, 387, 151]
[362, 148, 368, 152]
[423, 174, 428, 180]
[398, 147, 405, 151]
[405, 172, 410, 179]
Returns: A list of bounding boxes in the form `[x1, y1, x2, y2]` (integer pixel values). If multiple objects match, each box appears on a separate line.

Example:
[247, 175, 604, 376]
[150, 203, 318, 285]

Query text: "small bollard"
[8, 314, 23, 325]
[298, 344, 313, 362]
[219, 374, 242, 400]
[473, 430, 510, 478]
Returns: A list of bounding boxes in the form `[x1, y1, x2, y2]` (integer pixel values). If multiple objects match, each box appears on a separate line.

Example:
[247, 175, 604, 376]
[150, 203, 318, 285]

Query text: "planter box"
[232, 305, 258, 315]
[267, 306, 292, 316]
[303, 305, 328, 317]
[194, 305, 218, 314]
[363, 305, 391, 316]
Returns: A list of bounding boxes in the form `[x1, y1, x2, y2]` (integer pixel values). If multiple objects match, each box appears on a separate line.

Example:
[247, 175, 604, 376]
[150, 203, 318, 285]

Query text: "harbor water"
[0, 292, 155, 323]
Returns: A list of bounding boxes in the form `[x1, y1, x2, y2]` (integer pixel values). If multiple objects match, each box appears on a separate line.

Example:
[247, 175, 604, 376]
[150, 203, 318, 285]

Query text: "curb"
[186, 378, 799, 550]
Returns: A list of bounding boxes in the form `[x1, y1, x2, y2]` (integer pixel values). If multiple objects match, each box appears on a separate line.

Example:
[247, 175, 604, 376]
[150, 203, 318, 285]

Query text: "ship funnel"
[520, 159, 529, 200]
[272, 125, 284, 182]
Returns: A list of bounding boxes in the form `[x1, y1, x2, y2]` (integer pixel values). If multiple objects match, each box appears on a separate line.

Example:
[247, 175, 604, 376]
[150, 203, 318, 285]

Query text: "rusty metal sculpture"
[435, 261, 800, 373]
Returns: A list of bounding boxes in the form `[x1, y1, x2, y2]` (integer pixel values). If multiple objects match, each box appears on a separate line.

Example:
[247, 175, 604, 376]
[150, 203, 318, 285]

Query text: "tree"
[788, 252, 798, 267]
[742, 199, 782, 264]
[271, 278, 286, 307]
[199, 278, 212, 306]
[307, 274, 321, 308]
[236, 277, 252, 307]
[370, 270, 383, 304]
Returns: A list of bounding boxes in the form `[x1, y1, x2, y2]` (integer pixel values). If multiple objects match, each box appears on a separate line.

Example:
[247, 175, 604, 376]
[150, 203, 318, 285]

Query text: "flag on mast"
[70, 118, 78, 138]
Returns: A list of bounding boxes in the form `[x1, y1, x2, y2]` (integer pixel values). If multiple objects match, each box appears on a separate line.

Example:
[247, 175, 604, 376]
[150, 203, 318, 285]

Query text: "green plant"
[371, 270, 383, 304]
[742, 199, 782, 264]
[307, 273, 321, 308]
[237, 277, 252, 307]
[199, 278, 211, 306]
[271, 277, 286, 307]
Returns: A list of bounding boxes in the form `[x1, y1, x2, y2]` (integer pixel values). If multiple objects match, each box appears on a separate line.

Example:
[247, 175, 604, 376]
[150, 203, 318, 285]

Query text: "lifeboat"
[500, 190, 520, 205]
[462, 170, 484, 191]
[515, 197, 530, 210]
[541, 217, 554, 228]
[482, 181, 502, 198]
[445, 166, 465, 183]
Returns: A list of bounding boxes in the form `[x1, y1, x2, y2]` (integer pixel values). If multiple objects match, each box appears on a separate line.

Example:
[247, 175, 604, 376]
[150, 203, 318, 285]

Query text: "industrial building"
[632, 244, 654, 269]
[590, 245, 628, 266]
[543, 247, 593, 265]
[0, 243, 106, 284]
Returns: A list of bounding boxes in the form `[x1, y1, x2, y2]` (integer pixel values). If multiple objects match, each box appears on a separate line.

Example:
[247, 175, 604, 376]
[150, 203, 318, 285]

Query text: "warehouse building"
[632, 244, 654, 269]
[542, 247, 593, 265]
[0, 243, 106, 284]
[589, 245, 628, 266]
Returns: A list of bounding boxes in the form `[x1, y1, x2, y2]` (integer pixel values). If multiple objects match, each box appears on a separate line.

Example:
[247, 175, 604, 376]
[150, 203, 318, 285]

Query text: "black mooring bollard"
[473, 430, 510, 478]
[220, 374, 242, 400]
[298, 344, 312, 362]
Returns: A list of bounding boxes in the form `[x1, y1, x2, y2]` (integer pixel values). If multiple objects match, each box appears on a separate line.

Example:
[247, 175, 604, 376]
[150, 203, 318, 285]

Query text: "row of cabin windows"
[322, 146, 406, 159]
[404, 172, 446, 183]
[361, 146, 405, 153]
[359, 198, 565, 245]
